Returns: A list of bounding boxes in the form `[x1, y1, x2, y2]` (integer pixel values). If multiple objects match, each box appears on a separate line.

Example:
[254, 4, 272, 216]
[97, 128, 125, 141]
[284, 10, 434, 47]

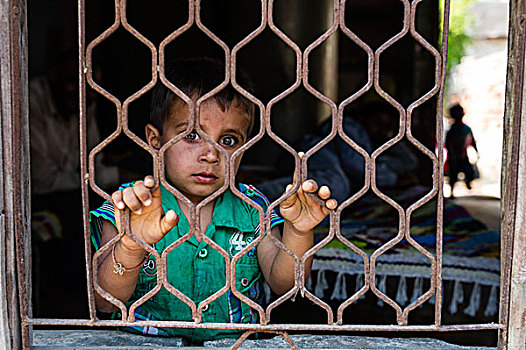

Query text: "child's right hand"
[111, 175, 179, 252]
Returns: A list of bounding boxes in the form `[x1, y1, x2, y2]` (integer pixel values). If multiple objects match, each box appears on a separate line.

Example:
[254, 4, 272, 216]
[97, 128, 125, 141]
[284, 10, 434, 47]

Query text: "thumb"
[160, 209, 179, 235]
[280, 184, 297, 210]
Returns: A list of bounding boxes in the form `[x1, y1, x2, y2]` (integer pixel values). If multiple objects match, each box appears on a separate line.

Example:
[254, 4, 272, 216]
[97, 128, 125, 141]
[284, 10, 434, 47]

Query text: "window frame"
[1, 0, 525, 349]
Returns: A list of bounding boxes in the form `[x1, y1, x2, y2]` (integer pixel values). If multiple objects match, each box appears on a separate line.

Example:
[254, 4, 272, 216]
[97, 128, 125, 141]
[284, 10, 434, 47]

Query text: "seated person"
[257, 101, 419, 204]
[30, 50, 119, 317]
[90, 58, 338, 342]
[31, 51, 119, 197]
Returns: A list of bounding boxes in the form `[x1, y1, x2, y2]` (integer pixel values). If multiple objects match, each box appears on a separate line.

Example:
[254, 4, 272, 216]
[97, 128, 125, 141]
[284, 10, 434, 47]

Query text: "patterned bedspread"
[307, 186, 500, 318]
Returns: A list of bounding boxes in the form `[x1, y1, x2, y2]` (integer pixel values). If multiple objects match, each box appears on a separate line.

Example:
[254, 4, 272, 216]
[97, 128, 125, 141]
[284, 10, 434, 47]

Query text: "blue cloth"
[257, 119, 418, 204]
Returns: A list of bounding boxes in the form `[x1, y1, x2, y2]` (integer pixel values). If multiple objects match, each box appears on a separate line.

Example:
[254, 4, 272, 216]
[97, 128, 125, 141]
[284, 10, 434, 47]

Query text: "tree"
[440, 0, 476, 73]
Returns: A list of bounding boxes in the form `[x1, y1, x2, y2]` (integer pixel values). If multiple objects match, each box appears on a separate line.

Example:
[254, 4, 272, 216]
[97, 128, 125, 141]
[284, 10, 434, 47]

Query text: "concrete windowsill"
[32, 330, 497, 349]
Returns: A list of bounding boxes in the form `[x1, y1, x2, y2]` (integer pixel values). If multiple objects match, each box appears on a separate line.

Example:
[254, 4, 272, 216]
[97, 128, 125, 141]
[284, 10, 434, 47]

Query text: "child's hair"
[449, 103, 464, 121]
[150, 57, 256, 135]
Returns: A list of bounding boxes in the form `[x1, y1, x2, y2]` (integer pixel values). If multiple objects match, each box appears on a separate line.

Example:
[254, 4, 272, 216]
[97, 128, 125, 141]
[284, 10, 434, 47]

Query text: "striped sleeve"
[90, 181, 136, 250]
[240, 183, 284, 231]
[89, 201, 116, 251]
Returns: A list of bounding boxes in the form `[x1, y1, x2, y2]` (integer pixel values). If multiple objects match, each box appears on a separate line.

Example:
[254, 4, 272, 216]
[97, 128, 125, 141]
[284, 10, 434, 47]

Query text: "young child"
[445, 103, 478, 197]
[90, 58, 337, 342]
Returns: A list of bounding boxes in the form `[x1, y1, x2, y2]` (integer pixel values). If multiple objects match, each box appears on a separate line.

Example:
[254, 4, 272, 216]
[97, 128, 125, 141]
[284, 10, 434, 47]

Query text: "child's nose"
[198, 142, 220, 163]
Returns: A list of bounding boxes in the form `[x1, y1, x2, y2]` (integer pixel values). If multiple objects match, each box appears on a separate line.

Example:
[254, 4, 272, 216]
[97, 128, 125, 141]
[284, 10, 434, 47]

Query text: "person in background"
[445, 103, 478, 198]
[30, 51, 120, 196]
[30, 50, 120, 317]
[257, 101, 419, 204]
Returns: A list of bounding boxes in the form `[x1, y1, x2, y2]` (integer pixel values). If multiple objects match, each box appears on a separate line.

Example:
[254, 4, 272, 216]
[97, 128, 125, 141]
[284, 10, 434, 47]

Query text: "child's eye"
[221, 135, 239, 147]
[185, 130, 200, 142]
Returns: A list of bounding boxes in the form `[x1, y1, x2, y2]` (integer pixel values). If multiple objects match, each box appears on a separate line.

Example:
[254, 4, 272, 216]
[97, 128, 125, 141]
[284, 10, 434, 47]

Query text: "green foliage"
[440, 0, 477, 73]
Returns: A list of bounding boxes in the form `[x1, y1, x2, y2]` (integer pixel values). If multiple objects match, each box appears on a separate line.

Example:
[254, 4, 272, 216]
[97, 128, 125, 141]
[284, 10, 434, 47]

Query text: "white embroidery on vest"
[229, 230, 252, 256]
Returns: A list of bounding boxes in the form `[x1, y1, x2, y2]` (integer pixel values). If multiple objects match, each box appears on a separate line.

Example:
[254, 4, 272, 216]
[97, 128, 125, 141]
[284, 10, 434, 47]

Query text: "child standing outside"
[445, 103, 479, 197]
[90, 58, 337, 342]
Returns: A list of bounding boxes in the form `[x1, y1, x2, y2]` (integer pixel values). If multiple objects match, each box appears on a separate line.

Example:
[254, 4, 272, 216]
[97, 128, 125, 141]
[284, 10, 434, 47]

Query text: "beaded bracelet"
[111, 243, 147, 275]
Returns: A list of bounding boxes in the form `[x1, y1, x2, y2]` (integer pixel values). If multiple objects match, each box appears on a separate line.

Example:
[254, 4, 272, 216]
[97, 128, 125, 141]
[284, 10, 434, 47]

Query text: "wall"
[447, 0, 509, 198]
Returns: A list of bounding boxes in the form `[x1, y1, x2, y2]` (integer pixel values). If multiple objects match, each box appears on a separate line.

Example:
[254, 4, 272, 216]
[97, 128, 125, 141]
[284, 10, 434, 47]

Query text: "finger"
[122, 187, 143, 214]
[144, 175, 155, 188]
[133, 181, 153, 206]
[280, 184, 297, 209]
[301, 179, 318, 193]
[318, 185, 331, 200]
[292, 151, 305, 187]
[112, 190, 125, 210]
[160, 210, 179, 235]
[326, 199, 338, 210]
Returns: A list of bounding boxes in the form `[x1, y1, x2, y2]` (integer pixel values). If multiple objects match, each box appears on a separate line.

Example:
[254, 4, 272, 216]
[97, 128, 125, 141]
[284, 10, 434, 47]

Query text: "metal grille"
[17, 0, 506, 348]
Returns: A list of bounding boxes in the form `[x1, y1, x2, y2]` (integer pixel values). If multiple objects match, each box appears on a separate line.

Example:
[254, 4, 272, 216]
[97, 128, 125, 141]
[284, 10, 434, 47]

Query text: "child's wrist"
[283, 221, 313, 237]
[118, 235, 147, 256]
[112, 242, 147, 275]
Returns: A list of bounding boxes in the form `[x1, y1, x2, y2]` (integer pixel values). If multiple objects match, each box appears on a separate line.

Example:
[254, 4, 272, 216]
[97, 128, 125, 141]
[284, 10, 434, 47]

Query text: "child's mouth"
[193, 173, 219, 183]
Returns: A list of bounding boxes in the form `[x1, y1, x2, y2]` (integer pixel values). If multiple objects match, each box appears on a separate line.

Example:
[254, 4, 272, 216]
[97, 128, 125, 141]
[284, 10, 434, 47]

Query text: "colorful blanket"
[307, 186, 500, 318]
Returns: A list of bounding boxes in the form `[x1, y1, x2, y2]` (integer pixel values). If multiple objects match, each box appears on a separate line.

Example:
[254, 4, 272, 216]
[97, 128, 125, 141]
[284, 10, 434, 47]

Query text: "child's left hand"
[279, 155, 337, 233]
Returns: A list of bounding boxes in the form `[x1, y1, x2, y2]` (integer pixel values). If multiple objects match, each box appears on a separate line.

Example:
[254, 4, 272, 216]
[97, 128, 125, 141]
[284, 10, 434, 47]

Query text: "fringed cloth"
[266, 186, 500, 318]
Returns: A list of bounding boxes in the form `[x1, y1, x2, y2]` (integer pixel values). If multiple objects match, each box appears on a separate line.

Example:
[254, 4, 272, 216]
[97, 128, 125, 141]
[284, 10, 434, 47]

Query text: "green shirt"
[90, 183, 283, 342]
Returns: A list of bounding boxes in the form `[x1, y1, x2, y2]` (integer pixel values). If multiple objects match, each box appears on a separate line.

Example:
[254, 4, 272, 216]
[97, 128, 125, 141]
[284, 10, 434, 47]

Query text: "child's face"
[148, 99, 251, 204]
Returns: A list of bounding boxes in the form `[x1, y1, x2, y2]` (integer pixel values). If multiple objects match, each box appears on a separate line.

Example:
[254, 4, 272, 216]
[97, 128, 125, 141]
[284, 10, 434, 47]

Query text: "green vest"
[90, 183, 283, 342]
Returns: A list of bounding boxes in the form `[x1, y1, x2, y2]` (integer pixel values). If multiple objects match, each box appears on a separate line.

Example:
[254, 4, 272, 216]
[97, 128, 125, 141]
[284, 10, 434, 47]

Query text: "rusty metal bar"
[232, 331, 299, 350]
[1, 0, 29, 348]
[85, 0, 123, 204]
[402, 0, 445, 325]
[294, 0, 342, 325]
[261, 0, 306, 321]
[334, 0, 375, 324]
[0, 2, 19, 348]
[3, 0, 31, 349]
[186, 0, 237, 324]
[499, 0, 526, 348]
[24, 317, 505, 331]
[367, 0, 411, 325]
[78, 0, 97, 323]
[116, 0, 164, 322]
[155, 1, 200, 320]
[229, 2, 269, 325]
[435, 0, 451, 328]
